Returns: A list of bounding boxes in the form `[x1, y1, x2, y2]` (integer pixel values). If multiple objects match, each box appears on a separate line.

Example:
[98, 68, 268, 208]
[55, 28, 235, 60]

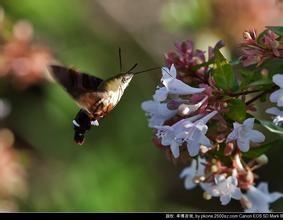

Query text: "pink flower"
[262, 30, 280, 56]
[240, 28, 283, 67]
[165, 40, 211, 83]
[243, 29, 257, 45]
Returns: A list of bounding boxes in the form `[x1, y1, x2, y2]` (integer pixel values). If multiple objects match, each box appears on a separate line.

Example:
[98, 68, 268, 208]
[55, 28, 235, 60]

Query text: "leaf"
[256, 29, 268, 44]
[226, 99, 246, 122]
[248, 79, 273, 87]
[266, 26, 283, 36]
[213, 50, 239, 92]
[243, 140, 282, 159]
[259, 120, 283, 134]
[259, 58, 283, 75]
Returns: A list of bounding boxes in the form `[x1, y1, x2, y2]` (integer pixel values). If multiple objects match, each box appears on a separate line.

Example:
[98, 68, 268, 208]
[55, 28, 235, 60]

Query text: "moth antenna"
[127, 63, 138, 73]
[118, 47, 123, 73]
[134, 67, 161, 75]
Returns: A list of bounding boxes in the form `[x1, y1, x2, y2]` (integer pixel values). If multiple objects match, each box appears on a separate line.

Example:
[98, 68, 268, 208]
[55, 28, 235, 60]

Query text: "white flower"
[244, 182, 283, 213]
[270, 74, 283, 107]
[226, 118, 265, 152]
[141, 100, 177, 128]
[180, 157, 206, 190]
[201, 172, 242, 205]
[155, 111, 217, 158]
[155, 115, 199, 158]
[178, 96, 208, 116]
[266, 107, 283, 126]
[266, 107, 283, 117]
[153, 64, 205, 102]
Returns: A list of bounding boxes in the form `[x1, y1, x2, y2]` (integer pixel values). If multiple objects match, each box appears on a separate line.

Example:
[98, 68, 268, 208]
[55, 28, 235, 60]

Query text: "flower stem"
[229, 89, 262, 97]
[245, 86, 277, 105]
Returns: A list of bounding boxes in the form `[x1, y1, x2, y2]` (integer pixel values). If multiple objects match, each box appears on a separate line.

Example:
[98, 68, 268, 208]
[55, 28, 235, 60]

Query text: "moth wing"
[50, 65, 104, 99]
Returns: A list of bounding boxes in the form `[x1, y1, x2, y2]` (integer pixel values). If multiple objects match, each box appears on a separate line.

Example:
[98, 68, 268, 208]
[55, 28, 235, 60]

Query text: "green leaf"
[259, 58, 283, 75]
[213, 50, 239, 92]
[256, 29, 268, 45]
[259, 120, 283, 134]
[266, 26, 283, 36]
[243, 140, 282, 159]
[226, 99, 246, 122]
[248, 79, 273, 87]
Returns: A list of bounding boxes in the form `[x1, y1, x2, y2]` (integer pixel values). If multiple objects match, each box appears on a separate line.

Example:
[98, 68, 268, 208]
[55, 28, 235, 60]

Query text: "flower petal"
[257, 182, 269, 194]
[187, 140, 200, 157]
[179, 161, 197, 178]
[272, 74, 283, 87]
[268, 192, 283, 203]
[170, 141, 180, 158]
[214, 174, 226, 184]
[153, 87, 168, 102]
[248, 130, 265, 143]
[200, 134, 211, 147]
[237, 137, 250, 152]
[165, 78, 205, 95]
[269, 89, 282, 103]
[266, 107, 283, 116]
[220, 194, 231, 205]
[277, 93, 283, 107]
[142, 100, 177, 127]
[141, 100, 156, 112]
[243, 118, 255, 129]
[184, 177, 196, 190]
[161, 66, 174, 79]
[169, 64, 177, 77]
[231, 188, 242, 200]
[226, 128, 238, 143]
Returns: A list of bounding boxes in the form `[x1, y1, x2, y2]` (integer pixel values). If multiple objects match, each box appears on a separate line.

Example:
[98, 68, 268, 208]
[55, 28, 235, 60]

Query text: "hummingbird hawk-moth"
[50, 49, 159, 145]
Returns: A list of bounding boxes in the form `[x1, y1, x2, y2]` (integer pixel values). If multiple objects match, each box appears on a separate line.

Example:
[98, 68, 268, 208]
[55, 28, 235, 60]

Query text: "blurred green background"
[0, 0, 283, 212]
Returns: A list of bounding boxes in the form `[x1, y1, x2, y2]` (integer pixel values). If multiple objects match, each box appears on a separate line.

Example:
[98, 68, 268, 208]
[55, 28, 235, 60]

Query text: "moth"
[50, 49, 159, 144]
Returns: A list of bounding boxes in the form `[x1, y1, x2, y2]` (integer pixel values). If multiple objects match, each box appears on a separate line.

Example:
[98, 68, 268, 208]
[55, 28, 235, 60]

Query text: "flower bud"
[255, 154, 268, 165]
[240, 195, 252, 209]
[193, 176, 200, 184]
[178, 104, 191, 116]
[215, 135, 225, 143]
[260, 68, 269, 78]
[0, 129, 15, 149]
[238, 169, 254, 189]
[200, 145, 209, 154]
[211, 165, 218, 173]
[13, 20, 33, 42]
[203, 192, 212, 200]
[224, 142, 234, 156]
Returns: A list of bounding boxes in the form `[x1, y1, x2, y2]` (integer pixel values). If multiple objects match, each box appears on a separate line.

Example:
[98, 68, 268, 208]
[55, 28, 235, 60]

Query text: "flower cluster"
[142, 30, 283, 212]
[240, 29, 283, 67]
[0, 7, 53, 89]
[266, 74, 283, 126]
[0, 128, 28, 211]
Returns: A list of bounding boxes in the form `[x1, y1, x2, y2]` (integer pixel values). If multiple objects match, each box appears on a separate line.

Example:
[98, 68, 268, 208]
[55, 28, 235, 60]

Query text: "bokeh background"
[0, 0, 283, 212]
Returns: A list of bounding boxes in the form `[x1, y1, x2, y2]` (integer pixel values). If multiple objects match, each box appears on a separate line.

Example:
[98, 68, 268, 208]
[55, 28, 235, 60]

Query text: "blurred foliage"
[0, 0, 282, 212]
[161, 0, 212, 31]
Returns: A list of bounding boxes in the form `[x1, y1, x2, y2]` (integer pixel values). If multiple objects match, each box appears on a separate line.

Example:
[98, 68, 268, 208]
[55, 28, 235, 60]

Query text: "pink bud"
[224, 142, 235, 156]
